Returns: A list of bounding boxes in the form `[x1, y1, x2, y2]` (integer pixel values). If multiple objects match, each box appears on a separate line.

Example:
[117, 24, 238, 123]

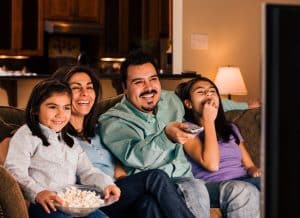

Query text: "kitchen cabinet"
[0, 0, 44, 56]
[44, 0, 104, 25]
[103, 0, 170, 70]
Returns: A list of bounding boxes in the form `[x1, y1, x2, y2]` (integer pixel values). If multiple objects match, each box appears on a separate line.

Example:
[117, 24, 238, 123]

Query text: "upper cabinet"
[44, 0, 104, 26]
[103, 0, 171, 71]
[0, 0, 44, 56]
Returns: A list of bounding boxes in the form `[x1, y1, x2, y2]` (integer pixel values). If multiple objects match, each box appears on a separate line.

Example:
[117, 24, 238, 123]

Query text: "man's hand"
[35, 190, 63, 214]
[165, 122, 196, 144]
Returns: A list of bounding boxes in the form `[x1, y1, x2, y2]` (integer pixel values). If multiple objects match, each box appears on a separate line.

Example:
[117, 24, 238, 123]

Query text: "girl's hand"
[35, 190, 63, 214]
[103, 184, 121, 204]
[247, 166, 262, 177]
[202, 99, 218, 124]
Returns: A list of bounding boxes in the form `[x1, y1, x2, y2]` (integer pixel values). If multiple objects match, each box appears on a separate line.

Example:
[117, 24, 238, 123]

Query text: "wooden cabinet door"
[76, 0, 101, 23]
[0, 0, 44, 56]
[44, 0, 74, 20]
[0, 0, 13, 54]
[44, 0, 103, 24]
[18, 0, 44, 56]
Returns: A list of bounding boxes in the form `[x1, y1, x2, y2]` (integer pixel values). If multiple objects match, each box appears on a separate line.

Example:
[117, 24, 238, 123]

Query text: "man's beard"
[140, 90, 158, 112]
[141, 104, 157, 112]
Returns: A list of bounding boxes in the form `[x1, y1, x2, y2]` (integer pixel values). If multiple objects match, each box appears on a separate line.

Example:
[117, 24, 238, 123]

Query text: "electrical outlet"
[191, 33, 208, 50]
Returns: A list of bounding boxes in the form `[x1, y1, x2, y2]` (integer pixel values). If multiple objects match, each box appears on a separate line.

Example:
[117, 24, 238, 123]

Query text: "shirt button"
[147, 118, 155, 123]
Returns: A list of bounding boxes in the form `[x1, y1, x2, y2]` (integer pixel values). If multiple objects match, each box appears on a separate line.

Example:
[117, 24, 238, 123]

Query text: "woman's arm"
[240, 142, 261, 177]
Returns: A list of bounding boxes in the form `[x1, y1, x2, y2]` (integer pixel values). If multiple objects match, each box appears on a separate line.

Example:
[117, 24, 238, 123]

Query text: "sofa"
[0, 95, 261, 218]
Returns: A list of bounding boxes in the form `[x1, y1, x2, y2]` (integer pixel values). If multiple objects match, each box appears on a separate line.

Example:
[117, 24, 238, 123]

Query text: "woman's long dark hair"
[175, 76, 240, 143]
[51, 65, 101, 140]
[25, 79, 74, 147]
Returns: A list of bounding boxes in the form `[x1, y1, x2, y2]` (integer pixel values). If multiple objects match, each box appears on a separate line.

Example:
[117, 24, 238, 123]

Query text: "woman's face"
[68, 72, 96, 117]
[39, 92, 71, 132]
[184, 80, 220, 116]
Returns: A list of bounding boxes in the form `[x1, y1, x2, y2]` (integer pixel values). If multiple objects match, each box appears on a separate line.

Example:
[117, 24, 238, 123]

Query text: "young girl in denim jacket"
[4, 79, 120, 218]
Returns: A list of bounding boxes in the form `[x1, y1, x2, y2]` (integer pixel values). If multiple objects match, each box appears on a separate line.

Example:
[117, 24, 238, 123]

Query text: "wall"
[182, 0, 300, 101]
[0, 88, 9, 106]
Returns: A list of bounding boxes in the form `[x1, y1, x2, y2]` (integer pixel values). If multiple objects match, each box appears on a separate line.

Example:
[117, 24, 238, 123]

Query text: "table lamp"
[214, 66, 248, 99]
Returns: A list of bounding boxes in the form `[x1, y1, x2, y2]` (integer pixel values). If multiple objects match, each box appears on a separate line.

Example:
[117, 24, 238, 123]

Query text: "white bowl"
[55, 184, 106, 217]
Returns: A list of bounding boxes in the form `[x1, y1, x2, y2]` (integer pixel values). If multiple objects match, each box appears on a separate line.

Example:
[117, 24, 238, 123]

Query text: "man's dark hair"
[25, 79, 74, 147]
[120, 50, 158, 87]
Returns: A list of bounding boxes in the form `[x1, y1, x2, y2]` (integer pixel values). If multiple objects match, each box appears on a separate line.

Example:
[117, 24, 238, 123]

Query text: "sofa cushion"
[225, 108, 261, 167]
[96, 94, 123, 116]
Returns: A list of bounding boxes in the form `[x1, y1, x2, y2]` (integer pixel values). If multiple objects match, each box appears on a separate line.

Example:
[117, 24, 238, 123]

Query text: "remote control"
[183, 123, 204, 134]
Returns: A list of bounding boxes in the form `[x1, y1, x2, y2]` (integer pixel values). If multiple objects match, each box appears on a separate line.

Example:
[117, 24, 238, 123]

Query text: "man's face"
[124, 63, 161, 114]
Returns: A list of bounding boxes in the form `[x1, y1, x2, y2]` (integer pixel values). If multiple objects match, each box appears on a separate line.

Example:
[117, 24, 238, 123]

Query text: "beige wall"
[182, 0, 300, 101]
[0, 88, 9, 106]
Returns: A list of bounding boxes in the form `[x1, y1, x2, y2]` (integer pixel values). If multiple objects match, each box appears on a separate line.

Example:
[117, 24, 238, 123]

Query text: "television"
[263, 3, 300, 218]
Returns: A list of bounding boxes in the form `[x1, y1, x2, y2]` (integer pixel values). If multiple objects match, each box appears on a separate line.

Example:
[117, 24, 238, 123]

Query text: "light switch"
[191, 33, 208, 50]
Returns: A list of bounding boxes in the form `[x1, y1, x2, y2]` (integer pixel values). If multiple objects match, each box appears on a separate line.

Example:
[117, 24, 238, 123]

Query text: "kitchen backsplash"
[48, 36, 80, 58]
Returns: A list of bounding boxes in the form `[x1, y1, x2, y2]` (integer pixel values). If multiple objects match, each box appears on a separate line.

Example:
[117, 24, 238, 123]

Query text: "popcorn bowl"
[55, 184, 110, 217]
[55, 203, 101, 217]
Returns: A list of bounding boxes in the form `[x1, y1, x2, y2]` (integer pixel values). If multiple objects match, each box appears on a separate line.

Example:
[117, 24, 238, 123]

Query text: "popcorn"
[57, 186, 104, 208]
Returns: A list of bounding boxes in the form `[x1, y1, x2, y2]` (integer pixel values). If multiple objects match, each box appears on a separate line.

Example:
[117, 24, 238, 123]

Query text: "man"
[99, 51, 259, 218]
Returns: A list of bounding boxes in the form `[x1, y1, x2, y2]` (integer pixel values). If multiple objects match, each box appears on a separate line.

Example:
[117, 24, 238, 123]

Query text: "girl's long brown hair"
[175, 76, 240, 143]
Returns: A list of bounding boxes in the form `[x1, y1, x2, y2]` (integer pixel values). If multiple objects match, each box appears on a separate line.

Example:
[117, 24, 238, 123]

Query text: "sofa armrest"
[0, 166, 28, 218]
[0, 106, 25, 124]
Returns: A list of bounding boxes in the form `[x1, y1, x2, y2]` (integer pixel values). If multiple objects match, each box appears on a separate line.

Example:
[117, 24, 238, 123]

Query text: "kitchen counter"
[0, 72, 197, 79]
[0, 73, 198, 107]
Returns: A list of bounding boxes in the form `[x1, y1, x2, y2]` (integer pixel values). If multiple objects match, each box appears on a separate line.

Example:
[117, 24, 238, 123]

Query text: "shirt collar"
[123, 95, 161, 122]
[39, 123, 62, 141]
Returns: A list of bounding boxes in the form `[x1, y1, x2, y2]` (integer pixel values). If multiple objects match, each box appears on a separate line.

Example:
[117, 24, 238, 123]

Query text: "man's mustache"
[140, 90, 157, 97]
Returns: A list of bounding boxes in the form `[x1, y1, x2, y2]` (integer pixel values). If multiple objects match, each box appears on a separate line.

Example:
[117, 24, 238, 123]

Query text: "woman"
[175, 76, 261, 217]
[51, 65, 194, 218]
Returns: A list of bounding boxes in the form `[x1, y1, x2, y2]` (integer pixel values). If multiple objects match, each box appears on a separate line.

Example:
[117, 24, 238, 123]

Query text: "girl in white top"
[4, 79, 120, 218]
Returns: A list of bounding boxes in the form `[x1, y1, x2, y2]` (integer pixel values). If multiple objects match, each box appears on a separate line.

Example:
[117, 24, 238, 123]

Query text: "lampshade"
[214, 67, 248, 98]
